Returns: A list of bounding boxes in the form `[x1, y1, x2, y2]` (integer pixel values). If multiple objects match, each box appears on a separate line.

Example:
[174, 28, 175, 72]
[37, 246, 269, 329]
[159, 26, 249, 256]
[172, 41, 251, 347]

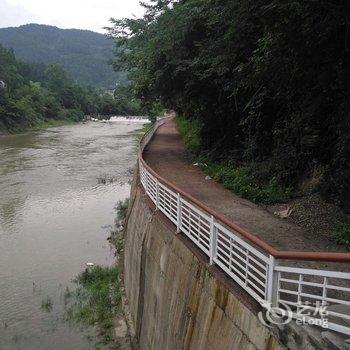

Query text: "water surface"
[0, 120, 144, 349]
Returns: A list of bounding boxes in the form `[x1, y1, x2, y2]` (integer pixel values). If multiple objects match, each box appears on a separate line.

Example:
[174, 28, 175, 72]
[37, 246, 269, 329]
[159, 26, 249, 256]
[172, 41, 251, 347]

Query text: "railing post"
[209, 215, 217, 265]
[156, 179, 159, 210]
[266, 255, 279, 306]
[139, 160, 142, 185]
[176, 193, 181, 233]
[145, 174, 148, 195]
[296, 274, 303, 314]
[322, 277, 328, 306]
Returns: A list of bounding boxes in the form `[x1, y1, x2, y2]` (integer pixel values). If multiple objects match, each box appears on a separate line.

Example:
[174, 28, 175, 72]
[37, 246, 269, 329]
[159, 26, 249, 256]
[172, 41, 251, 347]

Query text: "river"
[0, 119, 146, 349]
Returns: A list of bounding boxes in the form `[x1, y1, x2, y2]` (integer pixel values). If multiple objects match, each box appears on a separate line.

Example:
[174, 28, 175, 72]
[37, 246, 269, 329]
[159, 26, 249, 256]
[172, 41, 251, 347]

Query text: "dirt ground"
[266, 194, 346, 251]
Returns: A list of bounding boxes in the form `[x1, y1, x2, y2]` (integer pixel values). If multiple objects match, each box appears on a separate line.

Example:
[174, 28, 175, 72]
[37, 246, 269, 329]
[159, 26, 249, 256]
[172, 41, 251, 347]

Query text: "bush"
[199, 158, 291, 204]
[176, 116, 202, 154]
[334, 220, 350, 248]
[64, 265, 121, 346]
[69, 108, 85, 121]
[115, 198, 129, 226]
[108, 198, 130, 252]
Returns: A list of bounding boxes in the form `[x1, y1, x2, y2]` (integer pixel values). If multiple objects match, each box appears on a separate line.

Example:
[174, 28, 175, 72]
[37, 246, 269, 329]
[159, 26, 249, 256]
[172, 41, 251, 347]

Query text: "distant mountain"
[0, 24, 122, 89]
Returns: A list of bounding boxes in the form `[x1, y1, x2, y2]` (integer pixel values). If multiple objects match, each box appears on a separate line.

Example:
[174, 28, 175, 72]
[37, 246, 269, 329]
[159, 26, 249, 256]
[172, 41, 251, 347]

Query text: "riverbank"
[30, 118, 79, 131]
[0, 118, 80, 136]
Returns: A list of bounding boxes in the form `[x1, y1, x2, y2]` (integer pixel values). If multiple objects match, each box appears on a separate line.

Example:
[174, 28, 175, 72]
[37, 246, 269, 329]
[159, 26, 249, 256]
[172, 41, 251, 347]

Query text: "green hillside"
[0, 23, 122, 89]
[0, 43, 142, 133]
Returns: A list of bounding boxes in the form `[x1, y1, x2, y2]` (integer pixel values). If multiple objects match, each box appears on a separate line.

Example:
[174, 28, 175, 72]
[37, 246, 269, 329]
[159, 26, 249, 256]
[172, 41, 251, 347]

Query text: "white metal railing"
[275, 266, 350, 335]
[139, 119, 350, 336]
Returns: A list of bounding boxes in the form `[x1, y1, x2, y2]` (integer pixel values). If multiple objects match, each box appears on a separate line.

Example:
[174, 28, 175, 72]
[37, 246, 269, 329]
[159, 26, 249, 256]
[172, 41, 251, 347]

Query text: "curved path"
[143, 118, 349, 272]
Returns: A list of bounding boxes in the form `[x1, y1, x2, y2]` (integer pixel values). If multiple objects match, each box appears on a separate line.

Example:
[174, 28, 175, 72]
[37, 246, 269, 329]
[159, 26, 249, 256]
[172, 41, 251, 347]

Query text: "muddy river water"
[0, 119, 146, 349]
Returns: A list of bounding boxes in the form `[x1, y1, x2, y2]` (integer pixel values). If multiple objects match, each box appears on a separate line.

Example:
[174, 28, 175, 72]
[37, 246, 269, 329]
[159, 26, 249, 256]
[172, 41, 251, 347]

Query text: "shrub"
[108, 198, 129, 252]
[115, 198, 129, 226]
[176, 116, 202, 154]
[334, 220, 350, 248]
[64, 266, 121, 346]
[197, 157, 291, 204]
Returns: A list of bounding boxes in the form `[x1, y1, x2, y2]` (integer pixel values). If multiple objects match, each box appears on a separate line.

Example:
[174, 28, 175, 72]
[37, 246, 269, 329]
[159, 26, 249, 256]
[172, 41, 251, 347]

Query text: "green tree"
[108, 0, 350, 208]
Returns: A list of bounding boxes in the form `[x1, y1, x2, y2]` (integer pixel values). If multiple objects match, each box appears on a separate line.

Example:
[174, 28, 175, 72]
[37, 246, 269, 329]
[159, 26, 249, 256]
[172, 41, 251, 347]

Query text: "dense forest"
[0, 44, 142, 132]
[0, 24, 124, 89]
[108, 0, 350, 210]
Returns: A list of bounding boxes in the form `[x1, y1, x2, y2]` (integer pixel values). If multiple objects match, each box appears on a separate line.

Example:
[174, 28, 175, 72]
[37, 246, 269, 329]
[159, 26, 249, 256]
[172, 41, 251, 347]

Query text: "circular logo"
[258, 301, 293, 327]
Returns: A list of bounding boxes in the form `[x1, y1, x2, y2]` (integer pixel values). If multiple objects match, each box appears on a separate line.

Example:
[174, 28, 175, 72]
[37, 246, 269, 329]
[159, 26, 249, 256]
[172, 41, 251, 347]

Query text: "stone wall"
[123, 171, 344, 350]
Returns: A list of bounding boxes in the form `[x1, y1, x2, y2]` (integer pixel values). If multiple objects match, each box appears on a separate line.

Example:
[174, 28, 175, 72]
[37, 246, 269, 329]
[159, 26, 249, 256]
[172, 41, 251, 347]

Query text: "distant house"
[0, 80, 6, 89]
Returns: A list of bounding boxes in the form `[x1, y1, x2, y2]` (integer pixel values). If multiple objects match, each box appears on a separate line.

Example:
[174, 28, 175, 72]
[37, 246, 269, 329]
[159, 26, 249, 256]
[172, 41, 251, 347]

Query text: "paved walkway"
[143, 118, 349, 272]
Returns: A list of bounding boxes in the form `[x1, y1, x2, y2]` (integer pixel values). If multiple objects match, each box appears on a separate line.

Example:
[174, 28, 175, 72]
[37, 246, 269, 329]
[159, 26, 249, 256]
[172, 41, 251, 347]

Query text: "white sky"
[0, 0, 144, 33]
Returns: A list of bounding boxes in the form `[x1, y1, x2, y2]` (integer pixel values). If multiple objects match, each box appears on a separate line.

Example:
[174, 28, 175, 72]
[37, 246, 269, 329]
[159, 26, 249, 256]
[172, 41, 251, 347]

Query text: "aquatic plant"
[41, 297, 53, 312]
[64, 266, 121, 347]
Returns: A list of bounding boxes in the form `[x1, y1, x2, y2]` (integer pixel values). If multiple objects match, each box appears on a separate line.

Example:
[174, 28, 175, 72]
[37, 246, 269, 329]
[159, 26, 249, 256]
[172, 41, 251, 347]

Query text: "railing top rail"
[275, 266, 350, 279]
[138, 118, 350, 263]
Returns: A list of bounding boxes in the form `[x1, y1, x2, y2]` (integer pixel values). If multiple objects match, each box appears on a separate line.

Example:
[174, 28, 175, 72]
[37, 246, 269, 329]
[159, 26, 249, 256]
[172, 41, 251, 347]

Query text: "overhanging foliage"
[108, 0, 350, 209]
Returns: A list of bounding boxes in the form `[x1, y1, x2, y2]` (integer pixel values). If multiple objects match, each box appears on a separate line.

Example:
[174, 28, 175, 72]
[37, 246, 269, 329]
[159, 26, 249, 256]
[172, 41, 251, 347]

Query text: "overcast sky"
[0, 0, 144, 33]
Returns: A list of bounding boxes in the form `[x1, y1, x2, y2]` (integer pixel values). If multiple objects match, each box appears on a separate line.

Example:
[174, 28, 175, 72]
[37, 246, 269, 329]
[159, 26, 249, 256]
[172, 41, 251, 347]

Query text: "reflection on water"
[0, 120, 143, 349]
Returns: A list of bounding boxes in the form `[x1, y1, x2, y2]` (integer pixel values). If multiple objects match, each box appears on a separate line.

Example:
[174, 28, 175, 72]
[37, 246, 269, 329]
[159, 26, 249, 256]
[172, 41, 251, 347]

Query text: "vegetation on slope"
[107, 0, 350, 210]
[64, 266, 121, 348]
[0, 24, 123, 89]
[176, 116, 202, 154]
[0, 44, 143, 132]
[108, 198, 129, 253]
[177, 116, 291, 204]
[335, 220, 350, 248]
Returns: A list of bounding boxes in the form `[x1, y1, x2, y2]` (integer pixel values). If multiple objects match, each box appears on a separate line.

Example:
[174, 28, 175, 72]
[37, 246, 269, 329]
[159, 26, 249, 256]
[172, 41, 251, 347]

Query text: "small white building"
[0, 80, 6, 89]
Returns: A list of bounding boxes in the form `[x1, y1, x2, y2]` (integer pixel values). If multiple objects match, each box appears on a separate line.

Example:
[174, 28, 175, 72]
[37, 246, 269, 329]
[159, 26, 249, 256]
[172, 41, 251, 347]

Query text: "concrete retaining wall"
[123, 171, 344, 350]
